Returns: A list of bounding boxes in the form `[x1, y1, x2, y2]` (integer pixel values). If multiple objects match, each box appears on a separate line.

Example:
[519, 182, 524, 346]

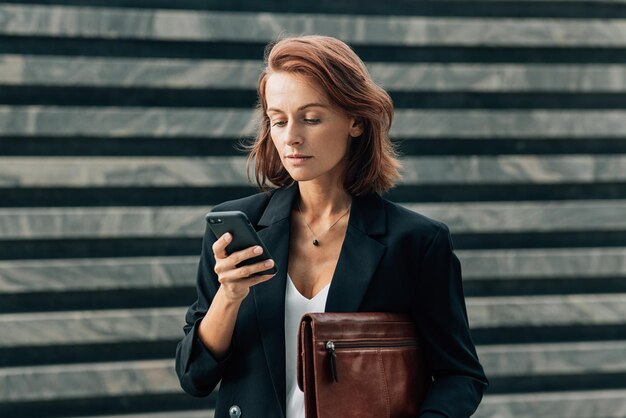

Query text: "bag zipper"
[325, 339, 418, 383]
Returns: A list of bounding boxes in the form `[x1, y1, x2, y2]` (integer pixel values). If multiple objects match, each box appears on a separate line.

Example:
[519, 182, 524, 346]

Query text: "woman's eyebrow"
[267, 103, 328, 113]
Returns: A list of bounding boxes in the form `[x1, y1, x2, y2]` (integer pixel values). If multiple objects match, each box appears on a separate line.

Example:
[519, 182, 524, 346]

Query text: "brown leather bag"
[297, 312, 430, 418]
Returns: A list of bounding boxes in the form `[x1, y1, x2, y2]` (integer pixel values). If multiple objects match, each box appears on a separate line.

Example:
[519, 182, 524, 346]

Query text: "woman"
[175, 35, 488, 418]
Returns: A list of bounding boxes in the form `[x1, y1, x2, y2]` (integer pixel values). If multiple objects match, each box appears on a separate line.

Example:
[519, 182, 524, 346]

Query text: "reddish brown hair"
[242, 35, 402, 196]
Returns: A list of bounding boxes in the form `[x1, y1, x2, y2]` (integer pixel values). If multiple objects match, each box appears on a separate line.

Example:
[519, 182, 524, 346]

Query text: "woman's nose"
[283, 122, 303, 146]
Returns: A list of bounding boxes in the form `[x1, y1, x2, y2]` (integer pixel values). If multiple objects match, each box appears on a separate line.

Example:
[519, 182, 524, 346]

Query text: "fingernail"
[265, 259, 274, 267]
[224, 233, 232, 241]
[254, 246, 263, 254]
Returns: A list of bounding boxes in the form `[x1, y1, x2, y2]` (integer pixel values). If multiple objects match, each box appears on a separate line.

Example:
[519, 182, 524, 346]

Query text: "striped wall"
[1, 1, 626, 417]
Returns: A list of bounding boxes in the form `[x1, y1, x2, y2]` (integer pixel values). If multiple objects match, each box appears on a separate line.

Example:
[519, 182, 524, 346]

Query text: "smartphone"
[205, 210, 278, 276]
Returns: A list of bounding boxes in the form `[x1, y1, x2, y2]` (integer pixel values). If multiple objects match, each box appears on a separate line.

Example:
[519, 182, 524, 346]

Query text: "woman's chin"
[284, 168, 314, 182]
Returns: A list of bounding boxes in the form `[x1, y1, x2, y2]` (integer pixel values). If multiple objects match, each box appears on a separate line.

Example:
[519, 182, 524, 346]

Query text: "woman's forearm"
[197, 286, 244, 360]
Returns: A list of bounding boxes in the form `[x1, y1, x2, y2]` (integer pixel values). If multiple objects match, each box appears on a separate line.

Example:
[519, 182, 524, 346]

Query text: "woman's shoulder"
[380, 196, 451, 244]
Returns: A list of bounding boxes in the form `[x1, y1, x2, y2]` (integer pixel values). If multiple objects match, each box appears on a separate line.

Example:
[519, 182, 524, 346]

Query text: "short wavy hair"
[243, 35, 402, 196]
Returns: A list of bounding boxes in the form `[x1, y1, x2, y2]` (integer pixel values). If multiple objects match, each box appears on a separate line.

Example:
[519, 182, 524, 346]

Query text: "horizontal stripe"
[0, 155, 623, 186]
[468, 294, 626, 328]
[0, 237, 202, 260]
[0, 340, 180, 368]
[0, 186, 260, 207]
[0, 256, 198, 293]
[7, 86, 626, 109]
[1, 184, 625, 210]
[2, 0, 626, 19]
[0, 200, 624, 239]
[0, 307, 185, 347]
[5, 107, 626, 137]
[0, 359, 179, 402]
[1, 295, 625, 346]
[3, 6, 626, 47]
[459, 247, 626, 279]
[373, 63, 626, 92]
[407, 200, 626, 232]
[0, 56, 263, 88]
[2, 137, 626, 157]
[4, 37, 626, 63]
[0, 136, 250, 157]
[394, 110, 626, 137]
[1, 341, 625, 402]
[0, 393, 214, 417]
[476, 389, 626, 418]
[0, 287, 196, 314]
[0, 157, 251, 186]
[478, 340, 626, 377]
[3, 56, 626, 92]
[464, 277, 626, 298]
[1, 247, 625, 294]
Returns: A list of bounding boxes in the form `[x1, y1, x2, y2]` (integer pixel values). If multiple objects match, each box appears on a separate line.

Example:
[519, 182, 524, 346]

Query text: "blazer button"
[229, 405, 242, 418]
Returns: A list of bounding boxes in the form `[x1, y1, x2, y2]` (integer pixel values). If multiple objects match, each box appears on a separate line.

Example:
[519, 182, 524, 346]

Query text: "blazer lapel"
[325, 191, 387, 312]
[253, 183, 299, 417]
[251, 183, 387, 417]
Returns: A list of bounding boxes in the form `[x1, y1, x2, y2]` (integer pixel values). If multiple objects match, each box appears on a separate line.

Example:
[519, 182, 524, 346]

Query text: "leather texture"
[298, 312, 429, 418]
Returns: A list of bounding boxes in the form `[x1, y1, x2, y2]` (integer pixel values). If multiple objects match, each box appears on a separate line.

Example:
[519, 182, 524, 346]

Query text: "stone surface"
[468, 294, 626, 328]
[2, 5, 626, 46]
[3, 55, 626, 92]
[0, 307, 185, 347]
[0, 359, 179, 402]
[2, 248, 625, 294]
[2, 295, 625, 347]
[457, 247, 626, 279]
[393, 110, 626, 138]
[0, 256, 198, 293]
[0, 157, 251, 186]
[399, 156, 626, 183]
[0, 107, 257, 138]
[5, 107, 626, 138]
[407, 200, 626, 232]
[2, 344, 625, 404]
[0, 155, 624, 186]
[0, 207, 207, 238]
[0, 56, 263, 88]
[475, 389, 626, 418]
[0, 200, 624, 239]
[369, 63, 626, 92]
[477, 340, 626, 377]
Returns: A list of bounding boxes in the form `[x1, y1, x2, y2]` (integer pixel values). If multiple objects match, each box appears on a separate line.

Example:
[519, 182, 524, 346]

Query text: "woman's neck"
[295, 181, 352, 222]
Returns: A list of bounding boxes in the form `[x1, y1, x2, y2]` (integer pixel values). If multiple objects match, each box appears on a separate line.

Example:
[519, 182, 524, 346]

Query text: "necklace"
[296, 198, 351, 246]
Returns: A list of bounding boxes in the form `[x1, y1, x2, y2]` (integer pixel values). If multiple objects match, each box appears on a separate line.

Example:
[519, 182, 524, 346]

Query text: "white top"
[284, 273, 330, 418]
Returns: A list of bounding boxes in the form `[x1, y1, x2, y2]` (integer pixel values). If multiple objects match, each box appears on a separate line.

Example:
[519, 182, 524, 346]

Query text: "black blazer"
[175, 182, 488, 418]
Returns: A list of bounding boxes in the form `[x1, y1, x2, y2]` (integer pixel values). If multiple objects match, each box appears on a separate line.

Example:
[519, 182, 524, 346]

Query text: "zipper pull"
[326, 341, 339, 383]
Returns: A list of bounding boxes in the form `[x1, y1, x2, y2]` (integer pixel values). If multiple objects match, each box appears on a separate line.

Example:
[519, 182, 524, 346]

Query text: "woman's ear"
[349, 117, 364, 138]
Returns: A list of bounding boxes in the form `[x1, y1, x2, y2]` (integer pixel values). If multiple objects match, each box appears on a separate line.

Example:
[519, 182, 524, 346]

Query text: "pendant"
[313, 239, 319, 246]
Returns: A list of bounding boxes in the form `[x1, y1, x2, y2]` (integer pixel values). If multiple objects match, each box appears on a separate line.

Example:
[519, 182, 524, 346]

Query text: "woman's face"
[265, 72, 362, 185]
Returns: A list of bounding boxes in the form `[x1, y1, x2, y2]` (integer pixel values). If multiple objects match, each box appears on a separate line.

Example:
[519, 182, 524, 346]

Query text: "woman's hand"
[212, 232, 276, 302]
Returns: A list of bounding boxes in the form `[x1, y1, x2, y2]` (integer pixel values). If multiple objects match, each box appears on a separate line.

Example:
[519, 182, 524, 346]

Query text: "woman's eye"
[271, 121, 286, 127]
[304, 119, 320, 124]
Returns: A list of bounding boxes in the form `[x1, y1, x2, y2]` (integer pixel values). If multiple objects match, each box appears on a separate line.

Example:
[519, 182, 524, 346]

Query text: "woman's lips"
[287, 156, 312, 165]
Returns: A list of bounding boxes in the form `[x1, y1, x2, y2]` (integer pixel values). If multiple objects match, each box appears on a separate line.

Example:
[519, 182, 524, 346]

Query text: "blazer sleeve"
[412, 224, 489, 417]
[175, 222, 233, 397]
